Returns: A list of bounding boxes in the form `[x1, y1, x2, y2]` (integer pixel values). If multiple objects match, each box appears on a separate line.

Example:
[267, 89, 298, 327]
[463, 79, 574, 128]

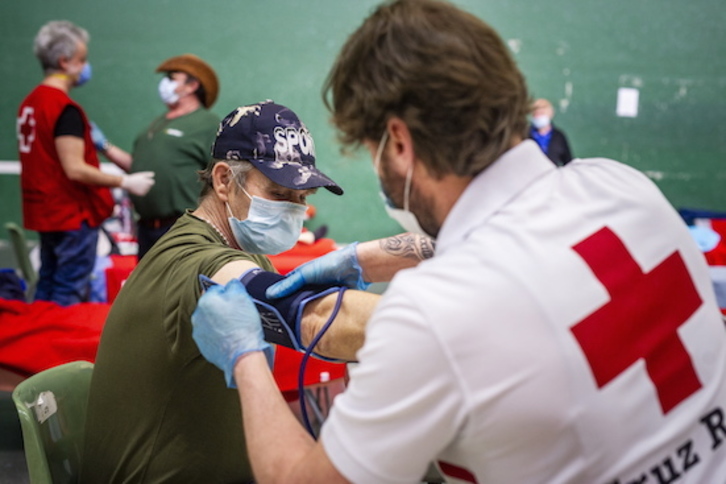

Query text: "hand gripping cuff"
[199, 269, 343, 357]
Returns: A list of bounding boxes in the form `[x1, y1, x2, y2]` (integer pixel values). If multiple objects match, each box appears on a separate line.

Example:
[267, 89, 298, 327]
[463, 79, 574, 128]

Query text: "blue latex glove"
[89, 121, 108, 151]
[192, 278, 273, 388]
[688, 225, 721, 252]
[266, 242, 370, 299]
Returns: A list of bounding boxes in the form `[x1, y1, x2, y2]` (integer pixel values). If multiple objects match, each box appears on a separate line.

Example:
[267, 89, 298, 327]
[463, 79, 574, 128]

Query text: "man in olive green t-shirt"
[82, 214, 272, 482]
[80, 101, 430, 483]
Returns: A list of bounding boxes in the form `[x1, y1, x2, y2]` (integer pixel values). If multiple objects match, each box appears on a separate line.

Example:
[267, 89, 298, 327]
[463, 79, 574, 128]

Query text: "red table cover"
[1, 238, 346, 390]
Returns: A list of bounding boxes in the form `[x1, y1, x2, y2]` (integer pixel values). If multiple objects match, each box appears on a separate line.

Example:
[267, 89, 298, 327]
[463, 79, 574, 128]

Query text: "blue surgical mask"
[227, 188, 307, 255]
[75, 63, 92, 87]
[158, 77, 180, 105]
[373, 131, 427, 236]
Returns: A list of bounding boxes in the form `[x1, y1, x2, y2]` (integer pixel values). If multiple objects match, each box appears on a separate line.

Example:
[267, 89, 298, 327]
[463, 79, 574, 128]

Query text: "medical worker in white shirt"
[190, 0, 726, 482]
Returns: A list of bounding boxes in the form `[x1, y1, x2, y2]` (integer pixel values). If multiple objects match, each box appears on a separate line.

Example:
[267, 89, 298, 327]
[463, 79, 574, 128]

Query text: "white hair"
[33, 20, 89, 74]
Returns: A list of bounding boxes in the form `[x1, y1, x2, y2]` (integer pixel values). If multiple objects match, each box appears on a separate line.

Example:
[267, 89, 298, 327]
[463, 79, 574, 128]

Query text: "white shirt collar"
[436, 140, 555, 255]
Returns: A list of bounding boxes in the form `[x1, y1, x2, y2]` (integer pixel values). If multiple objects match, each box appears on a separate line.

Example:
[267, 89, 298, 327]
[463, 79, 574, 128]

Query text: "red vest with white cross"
[17, 85, 114, 232]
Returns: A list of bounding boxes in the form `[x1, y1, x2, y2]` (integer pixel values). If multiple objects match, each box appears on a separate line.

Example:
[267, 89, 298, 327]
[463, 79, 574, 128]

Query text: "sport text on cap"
[212, 100, 343, 195]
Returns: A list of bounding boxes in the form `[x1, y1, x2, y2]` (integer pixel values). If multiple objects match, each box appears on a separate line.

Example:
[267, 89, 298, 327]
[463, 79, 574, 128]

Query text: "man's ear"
[57, 55, 70, 72]
[211, 162, 232, 202]
[386, 117, 416, 174]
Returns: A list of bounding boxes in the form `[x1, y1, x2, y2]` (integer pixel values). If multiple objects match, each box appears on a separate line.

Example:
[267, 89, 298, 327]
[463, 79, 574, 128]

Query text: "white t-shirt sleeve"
[321, 288, 466, 484]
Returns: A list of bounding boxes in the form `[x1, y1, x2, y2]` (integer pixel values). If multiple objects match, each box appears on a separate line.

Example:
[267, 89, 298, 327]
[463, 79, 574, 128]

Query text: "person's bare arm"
[191, 281, 354, 483]
[100, 143, 133, 172]
[56, 135, 123, 186]
[210, 260, 259, 285]
[254, 232, 436, 359]
[265, 232, 436, 301]
[212, 259, 378, 361]
[234, 352, 350, 484]
[358, 232, 436, 283]
[90, 121, 133, 171]
[298, 289, 378, 360]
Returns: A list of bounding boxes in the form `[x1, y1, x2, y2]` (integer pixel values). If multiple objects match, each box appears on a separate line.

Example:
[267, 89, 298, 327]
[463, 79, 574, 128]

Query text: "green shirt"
[80, 213, 274, 483]
[130, 108, 220, 219]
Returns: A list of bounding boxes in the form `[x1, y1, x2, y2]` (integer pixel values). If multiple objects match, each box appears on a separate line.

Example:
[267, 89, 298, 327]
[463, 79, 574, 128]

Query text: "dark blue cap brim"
[249, 159, 343, 196]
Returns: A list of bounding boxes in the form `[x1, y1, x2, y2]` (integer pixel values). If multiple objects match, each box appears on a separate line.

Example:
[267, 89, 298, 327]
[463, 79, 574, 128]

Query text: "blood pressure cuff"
[199, 268, 342, 353]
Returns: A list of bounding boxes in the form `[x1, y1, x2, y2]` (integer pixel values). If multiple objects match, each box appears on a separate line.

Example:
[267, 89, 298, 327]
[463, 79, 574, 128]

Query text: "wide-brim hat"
[156, 54, 219, 108]
[211, 100, 343, 195]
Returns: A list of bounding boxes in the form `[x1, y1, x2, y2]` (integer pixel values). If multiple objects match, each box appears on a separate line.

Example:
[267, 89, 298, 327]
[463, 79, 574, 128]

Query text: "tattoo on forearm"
[380, 233, 436, 261]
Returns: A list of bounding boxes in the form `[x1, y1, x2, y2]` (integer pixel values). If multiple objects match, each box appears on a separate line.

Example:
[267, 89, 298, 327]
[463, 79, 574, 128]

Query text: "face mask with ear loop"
[226, 182, 308, 255]
[374, 131, 428, 236]
[74, 63, 92, 86]
[532, 114, 551, 129]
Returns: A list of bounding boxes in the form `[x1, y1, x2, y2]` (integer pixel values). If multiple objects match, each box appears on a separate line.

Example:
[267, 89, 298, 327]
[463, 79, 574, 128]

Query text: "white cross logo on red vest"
[17, 106, 36, 154]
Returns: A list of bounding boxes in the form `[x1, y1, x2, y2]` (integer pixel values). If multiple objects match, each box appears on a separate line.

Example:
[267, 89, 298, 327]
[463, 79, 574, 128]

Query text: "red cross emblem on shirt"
[571, 226, 703, 414]
[17, 106, 36, 154]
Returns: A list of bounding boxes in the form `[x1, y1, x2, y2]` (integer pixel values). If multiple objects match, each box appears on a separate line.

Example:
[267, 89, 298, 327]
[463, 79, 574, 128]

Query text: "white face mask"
[532, 114, 551, 130]
[158, 77, 180, 105]
[373, 131, 427, 236]
[227, 188, 307, 255]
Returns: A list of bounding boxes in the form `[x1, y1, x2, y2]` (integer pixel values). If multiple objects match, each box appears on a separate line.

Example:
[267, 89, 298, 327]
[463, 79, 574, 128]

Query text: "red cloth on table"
[0, 299, 345, 389]
[0, 299, 109, 376]
[268, 238, 337, 275]
[2, 238, 346, 388]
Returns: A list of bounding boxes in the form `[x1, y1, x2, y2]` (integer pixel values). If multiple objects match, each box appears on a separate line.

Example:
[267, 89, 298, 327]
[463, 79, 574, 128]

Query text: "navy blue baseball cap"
[211, 100, 343, 195]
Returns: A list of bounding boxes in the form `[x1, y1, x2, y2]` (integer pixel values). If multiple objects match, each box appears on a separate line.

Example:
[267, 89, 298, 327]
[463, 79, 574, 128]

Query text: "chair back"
[4, 222, 38, 299]
[12, 361, 94, 484]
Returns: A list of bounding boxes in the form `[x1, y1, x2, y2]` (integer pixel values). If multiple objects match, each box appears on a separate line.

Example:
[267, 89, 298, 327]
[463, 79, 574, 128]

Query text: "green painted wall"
[1, 0, 725, 243]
